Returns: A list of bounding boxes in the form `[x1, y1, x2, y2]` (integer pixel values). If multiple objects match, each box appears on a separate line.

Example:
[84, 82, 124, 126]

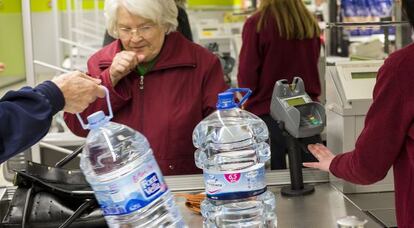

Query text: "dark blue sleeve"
[0, 81, 65, 163]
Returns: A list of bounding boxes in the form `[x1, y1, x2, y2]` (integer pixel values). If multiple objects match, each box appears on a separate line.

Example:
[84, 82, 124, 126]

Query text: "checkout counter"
[0, 61, 398, 227]
[0, 171, 387, 228]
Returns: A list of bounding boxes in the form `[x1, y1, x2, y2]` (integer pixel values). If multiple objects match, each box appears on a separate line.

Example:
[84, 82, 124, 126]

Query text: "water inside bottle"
[193, 97, 276, 227]
[81, 122, 185, 227]
[194, 114, 270, 171]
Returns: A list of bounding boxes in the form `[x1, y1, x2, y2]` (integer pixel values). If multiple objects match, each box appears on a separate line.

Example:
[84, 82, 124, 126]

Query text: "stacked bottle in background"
[193, 88, 277, 228]
[341, 0, 394, 36]
[78, 102, 186, 227]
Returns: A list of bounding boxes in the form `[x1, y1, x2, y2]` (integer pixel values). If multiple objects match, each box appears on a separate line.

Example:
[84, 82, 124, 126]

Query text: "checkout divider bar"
[165, 169, 330, 192]
[37, 137, 329, 191]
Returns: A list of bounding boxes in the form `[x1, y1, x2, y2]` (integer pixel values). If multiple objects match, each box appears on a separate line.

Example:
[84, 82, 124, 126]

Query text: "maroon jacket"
[64, 32, 228, 175]
[237, 12, 321, 116]
[330, 43, 414, 227]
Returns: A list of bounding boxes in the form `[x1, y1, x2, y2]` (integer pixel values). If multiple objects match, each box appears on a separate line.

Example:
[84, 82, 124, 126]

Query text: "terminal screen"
[351, 72, 377, 79]
[286, 97, 306, 106]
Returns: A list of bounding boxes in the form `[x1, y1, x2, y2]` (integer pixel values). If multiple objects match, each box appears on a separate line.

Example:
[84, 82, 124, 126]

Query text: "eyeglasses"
[118, 25, 156, 38]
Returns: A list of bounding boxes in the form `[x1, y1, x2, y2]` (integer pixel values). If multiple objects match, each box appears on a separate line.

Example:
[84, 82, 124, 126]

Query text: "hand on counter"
[303, 143, 334, 172]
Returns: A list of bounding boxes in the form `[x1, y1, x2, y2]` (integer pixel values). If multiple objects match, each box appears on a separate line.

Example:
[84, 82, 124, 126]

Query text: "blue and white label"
[203, 163, 266, 200]
[92, 158, 168, 216]
[141, 172, 162, 197]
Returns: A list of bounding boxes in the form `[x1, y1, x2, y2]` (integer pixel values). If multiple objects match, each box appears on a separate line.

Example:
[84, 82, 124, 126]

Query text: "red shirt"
[330, 43, 414, 227]
[237, 12, 321, 116]
[64, 32, 228, 175]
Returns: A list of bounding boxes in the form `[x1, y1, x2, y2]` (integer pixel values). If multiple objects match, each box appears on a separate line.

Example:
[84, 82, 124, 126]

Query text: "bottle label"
[91, 158, 168, 216]
[203, 163, 266, 200]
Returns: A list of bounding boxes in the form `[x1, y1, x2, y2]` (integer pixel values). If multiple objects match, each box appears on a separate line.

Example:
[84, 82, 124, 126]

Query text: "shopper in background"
[237, 0, 322, 169]
[102, 0, 192, 46]
[173, 0, 193, 41]
[304, 0, 414, 226]
[0, 71, 105, 163]
[64, 0, 227, 176]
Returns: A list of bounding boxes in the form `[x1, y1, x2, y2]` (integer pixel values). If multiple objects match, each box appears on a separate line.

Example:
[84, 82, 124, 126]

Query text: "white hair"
[105, 0, 178, 38]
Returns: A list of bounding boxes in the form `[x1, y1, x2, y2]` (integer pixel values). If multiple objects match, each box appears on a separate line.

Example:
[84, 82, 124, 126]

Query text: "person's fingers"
[303, 162, 320, 169]
[91, 77, 102, 84]
[109, 51, 140, 84]
[137, 54, 145, 62]
[119, 52, 137, 67]
[130, 56, 139, 68]
[118, 59, 131, 69]
[123, 52, 139, 68]
[311, 144, 334, 161]
[116, 65, 127, 74]
[305, 144, 335, 172]
[65, 103, 83, 114]
[115, 55, 135, 72]
[95, 85, 106, 98]
[308, 144, 323, 159]
[124, 50, 137, 57]
[123, 51, 137, 60]
[317, 144, 332, 157]
[77, 72, 102, 84]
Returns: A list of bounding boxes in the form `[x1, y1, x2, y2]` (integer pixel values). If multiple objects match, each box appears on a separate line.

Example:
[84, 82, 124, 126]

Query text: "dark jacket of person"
[65, 32, 228, 175]
[103, 6, 192, 46]
[237, 12, 321, 116]
[0, 81, 64, 163]
[330, 42, 414, 227]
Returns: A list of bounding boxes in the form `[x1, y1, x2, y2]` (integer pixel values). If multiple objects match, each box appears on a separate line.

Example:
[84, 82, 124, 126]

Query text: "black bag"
[1, 146, 107, 228]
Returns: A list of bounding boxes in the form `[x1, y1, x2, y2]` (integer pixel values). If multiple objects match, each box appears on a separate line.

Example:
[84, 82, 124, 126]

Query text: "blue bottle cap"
[216, 92, 237, 110]
[87, 111, 109, 129]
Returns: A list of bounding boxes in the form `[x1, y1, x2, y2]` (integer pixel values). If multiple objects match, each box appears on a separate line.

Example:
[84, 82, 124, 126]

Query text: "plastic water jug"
[76, 88, 186, 227]
[193, 88, 277, 227]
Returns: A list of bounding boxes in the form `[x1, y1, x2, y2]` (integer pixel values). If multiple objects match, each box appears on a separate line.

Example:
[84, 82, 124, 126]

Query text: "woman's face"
[116, 7, 166, 62]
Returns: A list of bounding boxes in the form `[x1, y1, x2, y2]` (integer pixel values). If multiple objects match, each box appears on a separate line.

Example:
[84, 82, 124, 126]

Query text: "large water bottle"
[76, 88, 186, 228]
[193, 88, 277, 227]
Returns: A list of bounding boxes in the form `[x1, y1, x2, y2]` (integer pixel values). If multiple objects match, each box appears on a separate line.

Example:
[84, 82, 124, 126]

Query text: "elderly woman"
[64, 0, 228, 175]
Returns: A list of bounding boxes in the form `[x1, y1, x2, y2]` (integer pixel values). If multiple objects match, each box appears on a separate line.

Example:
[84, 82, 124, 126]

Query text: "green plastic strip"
[0, 0, 104, 13]
[188, 0, 242, 7]
[0, 13, 25, 77]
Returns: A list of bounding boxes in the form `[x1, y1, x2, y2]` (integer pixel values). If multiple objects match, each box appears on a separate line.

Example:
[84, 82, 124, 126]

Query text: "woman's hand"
[109, 51, 145, 86]
[303, 143, 335, 172]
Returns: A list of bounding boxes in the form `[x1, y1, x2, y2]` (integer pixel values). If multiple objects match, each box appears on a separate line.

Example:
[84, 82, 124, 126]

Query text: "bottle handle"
[225, 88, 252, 107]
[75, 86, 113, 130]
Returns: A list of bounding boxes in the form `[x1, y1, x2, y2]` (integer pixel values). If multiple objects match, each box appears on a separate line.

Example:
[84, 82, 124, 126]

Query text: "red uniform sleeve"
[329, 57, 413, 184]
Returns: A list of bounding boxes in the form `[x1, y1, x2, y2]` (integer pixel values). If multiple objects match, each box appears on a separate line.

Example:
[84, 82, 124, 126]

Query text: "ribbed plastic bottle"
[193, 88, 277, 228]
[76, 88, 186, 228]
